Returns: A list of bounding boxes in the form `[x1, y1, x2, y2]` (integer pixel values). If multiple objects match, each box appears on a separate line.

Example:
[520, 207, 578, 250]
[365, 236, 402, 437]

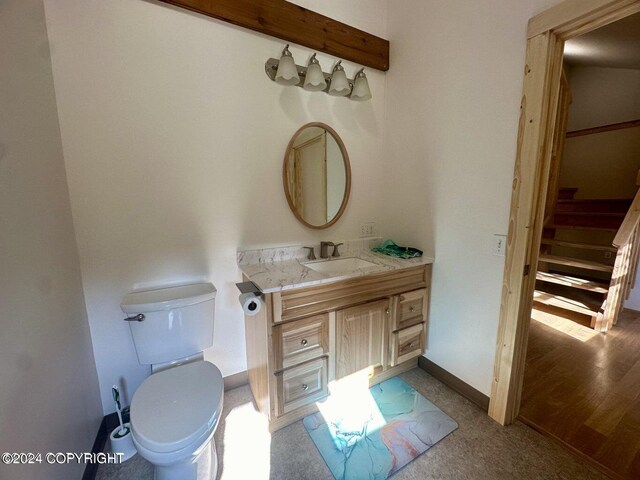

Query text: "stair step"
[553, 213, 624, 230]
[556, 198, 632, 214]
[549, 223, 618, 232]
[536, 271, 609, 293]
[533, 290, 601, 317]
[556, 212, 626, 217]
[540, 238, 617, 253]
[538, 254, 614, 273]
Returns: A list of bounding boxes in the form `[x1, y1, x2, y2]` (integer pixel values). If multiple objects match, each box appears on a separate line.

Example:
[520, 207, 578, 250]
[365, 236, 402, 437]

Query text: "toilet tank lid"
[121, 283, 216, 313]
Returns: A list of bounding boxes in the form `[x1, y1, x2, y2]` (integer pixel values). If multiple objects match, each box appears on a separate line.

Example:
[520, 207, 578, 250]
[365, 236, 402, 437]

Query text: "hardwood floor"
[520, 307, 640, 479]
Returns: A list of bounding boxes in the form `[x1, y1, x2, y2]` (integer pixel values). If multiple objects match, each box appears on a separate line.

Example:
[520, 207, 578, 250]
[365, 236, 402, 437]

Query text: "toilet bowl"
[130, 361, 224, 480]
[121, 282, 222, 480]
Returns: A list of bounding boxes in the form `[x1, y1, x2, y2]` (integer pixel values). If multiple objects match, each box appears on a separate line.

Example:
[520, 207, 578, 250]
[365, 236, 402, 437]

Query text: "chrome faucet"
[320, 241, 334, 259]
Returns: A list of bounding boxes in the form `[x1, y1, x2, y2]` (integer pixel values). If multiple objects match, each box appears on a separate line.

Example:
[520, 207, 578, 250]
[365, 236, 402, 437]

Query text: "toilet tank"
[121, 283, 216, 365]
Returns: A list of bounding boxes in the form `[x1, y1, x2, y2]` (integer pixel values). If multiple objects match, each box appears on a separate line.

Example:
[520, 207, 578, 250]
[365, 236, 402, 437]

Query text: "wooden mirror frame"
[282, 122, 352, 230]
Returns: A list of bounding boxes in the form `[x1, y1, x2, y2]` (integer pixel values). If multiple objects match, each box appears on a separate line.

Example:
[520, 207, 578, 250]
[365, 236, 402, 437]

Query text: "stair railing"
[596, 172, 640, 332]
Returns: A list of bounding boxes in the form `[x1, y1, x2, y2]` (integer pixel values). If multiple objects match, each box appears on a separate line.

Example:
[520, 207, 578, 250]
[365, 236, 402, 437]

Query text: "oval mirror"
[283, 123, 351, 229]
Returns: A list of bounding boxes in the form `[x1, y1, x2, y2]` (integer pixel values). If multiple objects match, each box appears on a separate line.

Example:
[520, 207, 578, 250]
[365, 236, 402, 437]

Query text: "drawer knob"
[409, 306, 415, 312]
[409, 342, 414, 348]
[302, 384, 309, 391]
[301, 339, 308, 346]
[385, 308, 390, 315]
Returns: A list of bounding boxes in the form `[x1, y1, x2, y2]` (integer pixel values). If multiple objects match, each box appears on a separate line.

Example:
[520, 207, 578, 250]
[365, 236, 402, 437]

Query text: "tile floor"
[97, 368, 606, 480]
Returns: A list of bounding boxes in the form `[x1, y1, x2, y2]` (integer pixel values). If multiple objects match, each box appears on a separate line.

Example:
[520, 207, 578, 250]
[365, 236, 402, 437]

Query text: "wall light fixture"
[264, 46, 372, 101]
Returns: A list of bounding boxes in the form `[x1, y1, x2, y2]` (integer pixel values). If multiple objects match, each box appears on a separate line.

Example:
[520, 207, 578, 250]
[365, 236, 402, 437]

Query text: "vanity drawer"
[389, 323, 425, 367]
[392, 288, 428, 331]
[277, 357, 328, 415]
[273, 314, 329, 370]
[277, 265, 430, 323]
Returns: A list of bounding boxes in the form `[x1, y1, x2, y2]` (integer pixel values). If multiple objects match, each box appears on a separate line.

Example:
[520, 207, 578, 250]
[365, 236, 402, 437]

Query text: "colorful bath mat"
[303, 376, 458, 480]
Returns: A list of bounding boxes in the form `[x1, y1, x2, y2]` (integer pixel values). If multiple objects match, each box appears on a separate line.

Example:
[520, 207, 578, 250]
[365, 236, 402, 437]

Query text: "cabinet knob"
[409, 306, 415, 312]
[385, 308, 390, 315]
[301, 339, 308, 346]
[302, 384, 309, 391]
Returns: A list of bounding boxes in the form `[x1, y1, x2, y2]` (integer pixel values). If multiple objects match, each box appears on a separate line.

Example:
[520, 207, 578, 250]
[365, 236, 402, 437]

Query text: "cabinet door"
[336, 299, 389, 379]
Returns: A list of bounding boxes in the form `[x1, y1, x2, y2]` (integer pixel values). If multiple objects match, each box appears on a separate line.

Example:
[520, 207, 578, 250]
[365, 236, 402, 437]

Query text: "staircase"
[534, 188, 637, 330]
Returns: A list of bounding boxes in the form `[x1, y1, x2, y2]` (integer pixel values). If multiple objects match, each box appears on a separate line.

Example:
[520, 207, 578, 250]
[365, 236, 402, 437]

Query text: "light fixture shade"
[303, 55, 326, 91]
[275, 46, 300, 86]
[328, 62, 351, 96]
[350, 69, 372, 101]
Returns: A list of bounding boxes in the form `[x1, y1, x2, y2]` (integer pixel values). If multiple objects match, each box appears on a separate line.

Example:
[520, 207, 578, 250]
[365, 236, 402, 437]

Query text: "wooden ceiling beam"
[156, 0, 390, 71]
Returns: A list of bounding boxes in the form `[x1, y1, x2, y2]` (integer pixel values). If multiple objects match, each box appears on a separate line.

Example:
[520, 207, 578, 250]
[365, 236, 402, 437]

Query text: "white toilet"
[121, 282, 223, 480]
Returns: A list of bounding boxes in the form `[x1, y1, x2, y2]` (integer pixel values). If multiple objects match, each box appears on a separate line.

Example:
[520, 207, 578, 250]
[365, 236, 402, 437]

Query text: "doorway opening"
[517, 12, 640, 478]
[489, 0, 640, 452]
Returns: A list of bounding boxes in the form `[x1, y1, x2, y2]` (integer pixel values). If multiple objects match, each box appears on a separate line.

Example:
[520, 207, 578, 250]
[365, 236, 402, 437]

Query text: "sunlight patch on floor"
[316, 367, 386, 447]
[220, 401, 271, 480]
[531, 307, 599, 342]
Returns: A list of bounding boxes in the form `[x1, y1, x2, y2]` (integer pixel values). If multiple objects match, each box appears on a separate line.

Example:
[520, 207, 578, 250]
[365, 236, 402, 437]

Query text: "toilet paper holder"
[235, 281, 263, 297]
[236, 281, 265, 316]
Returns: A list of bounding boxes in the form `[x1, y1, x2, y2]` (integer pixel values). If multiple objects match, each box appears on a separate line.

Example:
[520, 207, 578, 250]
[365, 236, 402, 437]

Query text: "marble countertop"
[239, 248, 434, 293]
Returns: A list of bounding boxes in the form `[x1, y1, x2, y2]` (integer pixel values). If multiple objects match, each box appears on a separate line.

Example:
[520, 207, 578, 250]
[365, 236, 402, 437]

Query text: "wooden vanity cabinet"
[243, 264, 431, 432]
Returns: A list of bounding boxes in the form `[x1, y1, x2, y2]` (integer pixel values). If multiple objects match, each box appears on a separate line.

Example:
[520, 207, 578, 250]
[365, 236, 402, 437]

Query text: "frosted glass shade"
[328, 68, 350, 96]
[304, 62, 327, 91]
[350, 74, 372, 101]
[275, 54, 300, 86]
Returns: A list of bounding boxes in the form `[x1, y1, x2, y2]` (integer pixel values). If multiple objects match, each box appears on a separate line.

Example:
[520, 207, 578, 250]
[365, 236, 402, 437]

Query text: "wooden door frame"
[488, 0, 640, 425]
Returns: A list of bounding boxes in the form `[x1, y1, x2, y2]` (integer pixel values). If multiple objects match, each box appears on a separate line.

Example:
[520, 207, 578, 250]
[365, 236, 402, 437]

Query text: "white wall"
[43, 0, 389, 413]
[561, 126, 640, 199]
[561, 66, 640, 199]
[382, 0, 560, 395]
[566, 66, 640, 131]
[0, 0, 103, 478]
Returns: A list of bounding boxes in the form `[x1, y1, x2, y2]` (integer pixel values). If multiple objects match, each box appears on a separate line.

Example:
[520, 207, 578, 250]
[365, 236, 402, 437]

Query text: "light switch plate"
[493, 234, 507, 256]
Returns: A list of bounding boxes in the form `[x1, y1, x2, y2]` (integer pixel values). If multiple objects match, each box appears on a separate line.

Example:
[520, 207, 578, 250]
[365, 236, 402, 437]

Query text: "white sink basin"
[304, 257, 378, 276]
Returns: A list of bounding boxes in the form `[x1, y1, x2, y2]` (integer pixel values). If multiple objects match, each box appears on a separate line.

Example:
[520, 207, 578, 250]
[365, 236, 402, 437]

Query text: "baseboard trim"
[418, 356, 490, 411]
[224, 370, 249, 390]
[82, 416, 110, 480]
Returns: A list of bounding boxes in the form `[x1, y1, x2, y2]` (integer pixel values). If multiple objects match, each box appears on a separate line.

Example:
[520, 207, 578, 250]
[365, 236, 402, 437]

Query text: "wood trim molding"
[489, 31, 564, 426]
[566, 118, 640, 138]
[527, 0, 640, 40]
[156, 0, 390, 71]
[418, 357, 490, 411]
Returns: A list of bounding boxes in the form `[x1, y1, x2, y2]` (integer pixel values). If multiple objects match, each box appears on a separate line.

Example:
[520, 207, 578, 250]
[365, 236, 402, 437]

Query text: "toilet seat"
[131, 361, 223, 454]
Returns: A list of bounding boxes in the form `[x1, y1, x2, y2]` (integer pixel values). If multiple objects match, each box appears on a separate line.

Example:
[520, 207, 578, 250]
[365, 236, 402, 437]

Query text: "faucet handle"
[303, 246, 316, 261]
[332, 243, 344, 257]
